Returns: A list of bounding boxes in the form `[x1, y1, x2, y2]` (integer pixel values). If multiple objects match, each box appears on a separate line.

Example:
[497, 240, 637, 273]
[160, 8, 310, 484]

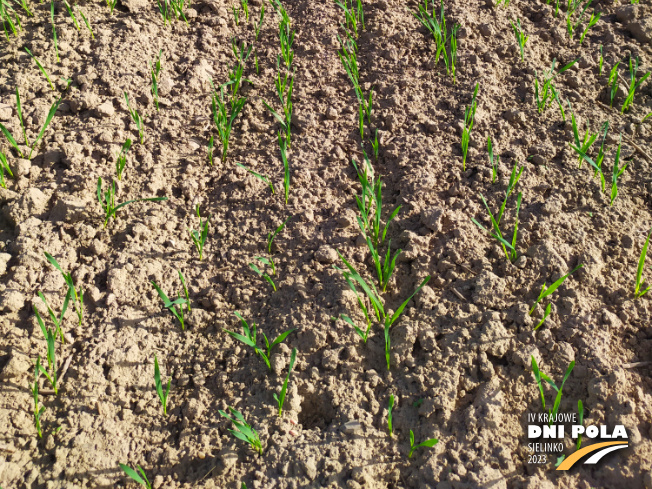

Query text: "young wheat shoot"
[219, 407, 262, 455]
[97, 177, 167, 227]
[408, 430, 438, 458]
[154, 355, 171, 416]
[224, 312, 294, 370]
[119, 464, 153, 489]
[44, 252, 83, 327]
[634, 228, 651, 298]
[273, 347, 297, 416]
[621, 56, 650, 113]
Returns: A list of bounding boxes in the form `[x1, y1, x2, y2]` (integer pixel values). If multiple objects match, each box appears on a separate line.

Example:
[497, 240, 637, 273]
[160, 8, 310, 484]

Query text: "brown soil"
[1, 0, 652, 488]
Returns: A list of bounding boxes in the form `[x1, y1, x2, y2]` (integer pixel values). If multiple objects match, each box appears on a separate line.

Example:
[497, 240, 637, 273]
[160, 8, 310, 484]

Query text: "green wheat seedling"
[50, 1, 59, 63]
[472, 191, 522, 263]
[63, 0, 79, 30]
[371, 129, 379, 160]
[552, 86, 566, 122]
[387, 394, 395, 437]
[632, 228, 652, 298]
[534, 59, 577, 114]
[492, 162, 522, 225]
[413, 0, 449, 68]
[361, 228, 401, 291]
[273, 347, 297, 417]
[25, 48, 54, 91]
[570, 146, 605, 193]
[236, 163, 275, 194]
[351, 156, 375, 231]
[610, 136, 628, 206]
[529, 264, 583, 321]
[570, 121, 609, 191]
[278, 16, 295, 69]
[461, 83, 479, 171]
[534, 58, 577, 113]
[232, 38, 253, 67]
[224, 312, 295, 371]
[642, 112, 652, 124]
[634, 229, 651, 298]
[97, 177, 167, 227]
[124, 92, 144, 144]
[78, 8, 94, 39]
[0, 151, 13, 188]
[45, 252, 83, 328]
[240, 0, 248, 21]
[30, 95, 62, 159]
[267, 216, 291, 254]
[579, 10, 600, 45]
[336, 0, 364, 38]
[608, 61, 621, 107]
[531, 356, 575, 425]
[408, 430, 438, 458]
[352, 153, 400, 248]
[263, 70, 294, 145]
[232, 5, 239, 25]
[270, 0, 288, 23]
[496, 0, 510, 6]
[371, 180, 400, 248]
[219, 407, 263, 455]
[446, 24, 460, 82]
[207, 136, 214, 166]
[150, 50, 162, 111]
[593, 120, 609, 177]
[151, 271, 190, 331]
[337, 34, 361, 98]
[15, 87, 27, 149]
[598, 45, 603, 75]
[228, 43, 252, 99]
[534, 303, 552, 330]
[157, 0, 188, 25]
[353, 176, 403, 291]
[255, 255, 277, 277]
[0, 120, 22, 158]
[249, 261, 277, 291]
[0, 91, 63, 159]
[487, 136, 498, 183]
[210, 79, 246, 163]
[335, 252, 430, 370]
[189, 206, 210, 260]
[565, 0, 592, 40]
[119, 464, 152, 489]
[621, 56, 650, 113]
[278, 132, 290, 204]
[255, 3, 265, 41]
[31, 360, 45, 438]
[106, 0, 117, 14]
[576, 400, 585, 450]
[37, 290, 69, 344]
[511, 19, 529, 61]
[154, 355, 171, 416]
[337, 257, 379, 343]
[567, 101, 599, 168]
[34, 308, 59, 394]
[116, 138, 132, 181]
[0, 0, 21, 41]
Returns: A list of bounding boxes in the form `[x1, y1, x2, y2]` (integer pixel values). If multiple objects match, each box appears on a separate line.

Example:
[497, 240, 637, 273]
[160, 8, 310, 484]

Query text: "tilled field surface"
[1, 0, 652, 487]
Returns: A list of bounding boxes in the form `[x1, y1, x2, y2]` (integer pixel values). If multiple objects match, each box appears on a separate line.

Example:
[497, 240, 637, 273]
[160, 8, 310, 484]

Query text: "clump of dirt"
[1, 0, 652, 488]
